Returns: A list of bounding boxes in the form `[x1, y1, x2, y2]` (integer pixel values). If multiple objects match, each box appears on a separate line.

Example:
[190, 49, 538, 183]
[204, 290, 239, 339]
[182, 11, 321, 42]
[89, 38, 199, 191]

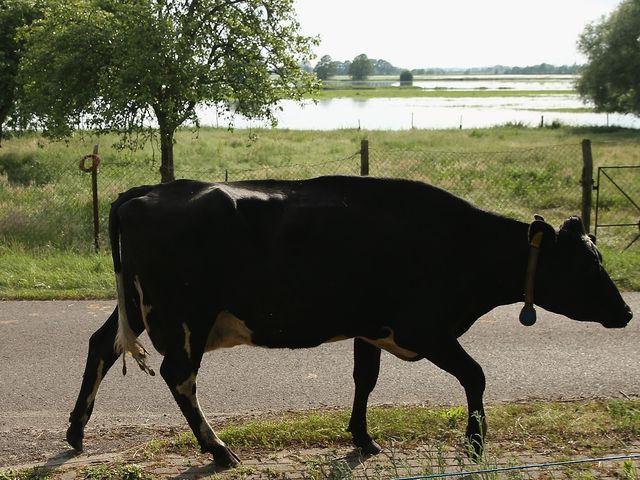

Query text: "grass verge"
[4, 399, 637, 479]
[141, 399, 640, 458]
[0, 248, 114, 300]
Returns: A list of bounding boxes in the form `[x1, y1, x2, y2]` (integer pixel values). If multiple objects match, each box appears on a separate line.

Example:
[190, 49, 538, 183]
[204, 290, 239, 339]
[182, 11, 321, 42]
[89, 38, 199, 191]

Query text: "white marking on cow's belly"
[133, 276, 152, 334]
[359, 330, 419, 361]
[205, 311, 256, 351]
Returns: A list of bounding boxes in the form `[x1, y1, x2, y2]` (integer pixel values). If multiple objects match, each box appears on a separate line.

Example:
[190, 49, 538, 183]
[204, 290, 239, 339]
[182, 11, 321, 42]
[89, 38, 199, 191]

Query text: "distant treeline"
[412, 63, 581, 75]
[317, 58, 401, 76]
[311, 57, 581, 76]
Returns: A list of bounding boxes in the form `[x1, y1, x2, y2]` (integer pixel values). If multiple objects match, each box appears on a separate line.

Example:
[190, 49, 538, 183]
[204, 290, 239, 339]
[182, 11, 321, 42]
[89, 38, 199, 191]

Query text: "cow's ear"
[528, 219, 557, 251]
[560, 216, 586, 236]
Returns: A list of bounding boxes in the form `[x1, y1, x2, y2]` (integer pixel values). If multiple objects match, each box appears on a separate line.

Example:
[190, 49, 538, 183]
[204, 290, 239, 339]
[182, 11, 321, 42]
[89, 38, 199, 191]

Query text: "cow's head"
[526, 216, 632, 328]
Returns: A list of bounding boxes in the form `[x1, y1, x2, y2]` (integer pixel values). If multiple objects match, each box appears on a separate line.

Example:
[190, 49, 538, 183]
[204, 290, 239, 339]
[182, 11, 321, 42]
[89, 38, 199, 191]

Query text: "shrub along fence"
[0, 139, 635, 252]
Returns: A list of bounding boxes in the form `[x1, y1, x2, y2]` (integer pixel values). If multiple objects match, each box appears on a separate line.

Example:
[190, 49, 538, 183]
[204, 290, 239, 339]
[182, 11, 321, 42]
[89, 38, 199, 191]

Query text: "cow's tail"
[110, 186, 156, 376]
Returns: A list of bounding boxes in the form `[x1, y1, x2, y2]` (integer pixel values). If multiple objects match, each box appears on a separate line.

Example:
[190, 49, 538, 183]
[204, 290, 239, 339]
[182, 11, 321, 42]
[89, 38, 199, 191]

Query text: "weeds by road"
[2, 399, 639, 479]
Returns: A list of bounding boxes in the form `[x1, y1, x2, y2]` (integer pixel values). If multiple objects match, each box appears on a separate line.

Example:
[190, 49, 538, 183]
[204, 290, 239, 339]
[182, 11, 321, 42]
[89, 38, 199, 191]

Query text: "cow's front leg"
[67, 308, 124, 451]
[347, 338, 382, 454]
[419, 336, 486, 461]
[160, 341, 240, 469]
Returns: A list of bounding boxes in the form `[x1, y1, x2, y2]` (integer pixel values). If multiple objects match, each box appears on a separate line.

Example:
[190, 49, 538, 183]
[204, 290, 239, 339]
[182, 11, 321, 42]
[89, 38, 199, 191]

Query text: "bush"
[0, 152, 54, 186]
[400, 69, 414, 85]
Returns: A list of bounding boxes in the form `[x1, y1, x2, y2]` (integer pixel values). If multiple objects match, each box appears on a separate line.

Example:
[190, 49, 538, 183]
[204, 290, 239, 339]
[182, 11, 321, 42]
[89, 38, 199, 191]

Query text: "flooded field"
[197, 75, 640, 130]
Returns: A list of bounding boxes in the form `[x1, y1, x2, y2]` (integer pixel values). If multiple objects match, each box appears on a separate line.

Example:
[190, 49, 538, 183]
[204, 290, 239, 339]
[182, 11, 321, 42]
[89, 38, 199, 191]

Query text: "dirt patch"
[0, 424, 180, 468]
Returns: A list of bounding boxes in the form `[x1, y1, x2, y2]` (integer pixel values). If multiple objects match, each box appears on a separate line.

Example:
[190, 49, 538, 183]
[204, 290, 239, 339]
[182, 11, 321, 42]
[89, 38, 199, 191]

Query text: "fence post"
[79, 144, 101, 252]
[360, 139, 369, 176]
[581, 139, 593, 233]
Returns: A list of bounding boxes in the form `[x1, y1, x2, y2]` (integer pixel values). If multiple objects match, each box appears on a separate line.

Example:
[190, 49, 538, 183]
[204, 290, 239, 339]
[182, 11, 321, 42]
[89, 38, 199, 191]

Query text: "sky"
[293, 0, 622, 69]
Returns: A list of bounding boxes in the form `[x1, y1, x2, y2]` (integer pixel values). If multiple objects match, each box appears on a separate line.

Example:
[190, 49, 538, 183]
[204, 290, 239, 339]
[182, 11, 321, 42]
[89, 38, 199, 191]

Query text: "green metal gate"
[594, 166, 640, 250]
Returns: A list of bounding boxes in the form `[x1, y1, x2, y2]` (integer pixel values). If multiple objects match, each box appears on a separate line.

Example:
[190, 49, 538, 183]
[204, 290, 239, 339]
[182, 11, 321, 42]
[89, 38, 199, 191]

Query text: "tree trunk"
[159, 124, 175, 183]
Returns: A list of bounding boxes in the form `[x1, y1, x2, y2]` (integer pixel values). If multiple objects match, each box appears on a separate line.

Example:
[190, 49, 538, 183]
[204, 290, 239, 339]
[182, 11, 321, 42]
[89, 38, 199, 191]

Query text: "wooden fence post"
[360, 139, 369, 176]
[79, 144, 101, 252]
[581, 139, 593, 233]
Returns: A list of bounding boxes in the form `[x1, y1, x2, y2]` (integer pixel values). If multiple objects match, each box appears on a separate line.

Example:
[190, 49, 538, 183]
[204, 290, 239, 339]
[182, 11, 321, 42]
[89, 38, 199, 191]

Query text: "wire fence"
[367, 143, 585, 227]
[595, 165, 640, 250]
[0, 140, 637, 252]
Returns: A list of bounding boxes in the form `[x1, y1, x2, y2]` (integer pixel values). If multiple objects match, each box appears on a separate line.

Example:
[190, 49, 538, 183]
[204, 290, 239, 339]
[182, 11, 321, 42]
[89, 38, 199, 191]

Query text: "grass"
[80, 464, 151, 480]
[1, 125, 639, 298]
[0, 468, 52, 480]
[165, 400, 638, 478]
[8, 399, 634, 480]
[137, 400, 640, 472]
[141, 399, 638, 457]
[0, 465, 151, 480]
[0, 247, 114, 300]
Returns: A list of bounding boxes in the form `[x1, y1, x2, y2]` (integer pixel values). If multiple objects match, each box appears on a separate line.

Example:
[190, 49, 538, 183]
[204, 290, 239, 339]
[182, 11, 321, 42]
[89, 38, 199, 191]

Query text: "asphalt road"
[1, 296, 639, 465]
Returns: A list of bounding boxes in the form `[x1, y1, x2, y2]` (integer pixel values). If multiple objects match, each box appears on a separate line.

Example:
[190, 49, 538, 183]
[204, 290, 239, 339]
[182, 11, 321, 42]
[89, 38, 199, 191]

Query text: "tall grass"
[1, 126, 639, 298]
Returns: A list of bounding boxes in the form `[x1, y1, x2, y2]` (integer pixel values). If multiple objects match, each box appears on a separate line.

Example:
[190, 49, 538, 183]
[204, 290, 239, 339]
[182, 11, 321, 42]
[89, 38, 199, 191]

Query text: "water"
[196, 76, 640, 130]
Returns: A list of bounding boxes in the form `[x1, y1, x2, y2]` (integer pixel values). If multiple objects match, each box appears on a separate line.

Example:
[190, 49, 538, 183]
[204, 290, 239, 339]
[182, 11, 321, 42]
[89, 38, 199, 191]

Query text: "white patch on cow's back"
[205, 311, 255, 351]
[216, 184, 285, 203]
[359, 329, 419, 361]
[133, 276, 152, 334]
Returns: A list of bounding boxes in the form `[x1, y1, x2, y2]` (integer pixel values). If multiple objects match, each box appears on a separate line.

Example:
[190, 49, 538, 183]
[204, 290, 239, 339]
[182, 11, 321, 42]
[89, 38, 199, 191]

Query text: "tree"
[372, 59, 398, 75]
[399, 70, 413, 85]
[349, 53, 372, 81]
[576, 0, 640, 115]
[0, 0, 41, 145]
[314, 54, 336, 80]
[18, 0, 318, 182]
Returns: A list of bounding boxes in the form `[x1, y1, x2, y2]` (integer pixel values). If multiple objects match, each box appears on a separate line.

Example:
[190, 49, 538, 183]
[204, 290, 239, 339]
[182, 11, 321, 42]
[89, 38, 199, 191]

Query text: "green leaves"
[17, 0, 319, 178]
[577, 0, 640, 116]
[349, 53, 373, 81]
[0, 0, 42, 140]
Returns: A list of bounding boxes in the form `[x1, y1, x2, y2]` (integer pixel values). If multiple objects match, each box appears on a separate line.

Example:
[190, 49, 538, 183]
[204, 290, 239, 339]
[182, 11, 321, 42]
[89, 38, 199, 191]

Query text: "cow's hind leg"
[347, 338, 382, 455]
[418, 336, 486, 461]
[67, 307, 131, 451]
[160, 340, 240, 469]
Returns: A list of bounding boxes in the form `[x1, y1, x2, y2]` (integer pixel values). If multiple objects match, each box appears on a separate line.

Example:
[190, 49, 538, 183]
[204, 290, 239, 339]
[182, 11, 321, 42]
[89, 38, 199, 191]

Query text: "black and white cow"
[67, 176, 632, 468]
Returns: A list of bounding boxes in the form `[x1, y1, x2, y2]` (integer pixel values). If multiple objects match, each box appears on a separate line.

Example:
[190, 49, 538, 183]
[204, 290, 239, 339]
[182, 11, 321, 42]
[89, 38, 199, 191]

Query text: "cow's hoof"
[66, 423, 84, 452]
[211, 445, 241, 469]
[352, 435, 382, 456]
